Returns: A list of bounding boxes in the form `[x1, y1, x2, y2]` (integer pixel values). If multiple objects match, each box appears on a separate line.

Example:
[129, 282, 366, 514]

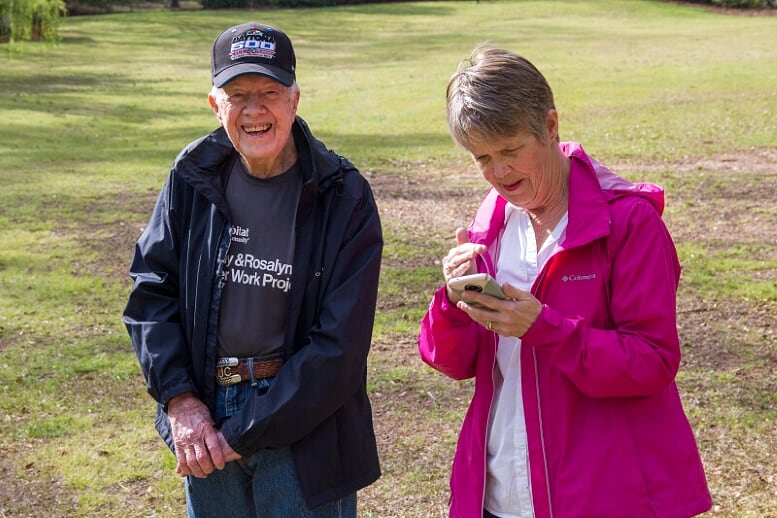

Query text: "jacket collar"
[562, 142, 612, 250]
[172, 116, 344, 211]
[468, 142, 665, 250]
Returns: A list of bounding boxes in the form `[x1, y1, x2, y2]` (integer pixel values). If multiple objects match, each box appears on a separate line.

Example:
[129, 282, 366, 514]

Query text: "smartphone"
[447, 273, 506, 305]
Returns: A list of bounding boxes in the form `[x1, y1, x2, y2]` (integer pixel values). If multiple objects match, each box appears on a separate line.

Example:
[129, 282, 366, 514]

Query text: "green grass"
[1, 1, 776, 516]
[2, 1, 776, 179]
[678, 242, 777, 301]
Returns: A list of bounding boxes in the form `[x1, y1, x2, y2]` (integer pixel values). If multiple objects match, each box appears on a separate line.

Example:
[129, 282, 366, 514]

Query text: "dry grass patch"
[1, 152, 774, 517]
[360, 150, 776, 516]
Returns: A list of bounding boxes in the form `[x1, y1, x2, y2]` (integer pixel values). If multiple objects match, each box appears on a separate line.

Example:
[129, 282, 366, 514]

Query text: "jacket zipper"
[479, 256, 498, 515]
[481, 328, 499, 515]
[532, 348, 553, 517]
[531, 257, 555, 517]
[206, 222, 231, 384]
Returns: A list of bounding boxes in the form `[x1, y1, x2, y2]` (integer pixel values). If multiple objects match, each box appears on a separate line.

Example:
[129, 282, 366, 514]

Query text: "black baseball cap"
[211, 22, 296, 88]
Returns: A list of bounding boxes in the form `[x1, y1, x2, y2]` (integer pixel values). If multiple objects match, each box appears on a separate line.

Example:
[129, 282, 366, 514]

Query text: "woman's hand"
[443, 227, 487, 302]
[457, 282, 542, 338]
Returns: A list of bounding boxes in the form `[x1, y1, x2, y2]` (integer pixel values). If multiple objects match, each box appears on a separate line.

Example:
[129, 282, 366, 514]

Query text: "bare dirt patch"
[360, 149, 776, 516]
[2, 150, 774, 517]
[627, 148, 777, 254]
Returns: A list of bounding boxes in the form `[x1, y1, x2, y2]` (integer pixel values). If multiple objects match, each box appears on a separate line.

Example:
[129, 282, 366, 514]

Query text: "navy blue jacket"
[123, 117, 382, 508]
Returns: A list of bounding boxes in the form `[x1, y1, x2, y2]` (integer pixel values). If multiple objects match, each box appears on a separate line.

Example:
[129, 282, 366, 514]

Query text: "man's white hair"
[209, 80, 300, 102]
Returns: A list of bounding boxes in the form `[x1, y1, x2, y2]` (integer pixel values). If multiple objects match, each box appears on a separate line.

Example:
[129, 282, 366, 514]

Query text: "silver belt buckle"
[216, 357, 241, 386]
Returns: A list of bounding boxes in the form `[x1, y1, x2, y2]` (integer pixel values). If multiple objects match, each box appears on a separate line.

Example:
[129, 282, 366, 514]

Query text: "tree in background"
[0, 0, 66, 42]
[687, 0, 776, 6]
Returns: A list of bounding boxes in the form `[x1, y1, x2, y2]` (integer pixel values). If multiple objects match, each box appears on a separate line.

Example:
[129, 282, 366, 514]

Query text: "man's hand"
[216, 430, 241, 463]
[167, 393, 230, 478]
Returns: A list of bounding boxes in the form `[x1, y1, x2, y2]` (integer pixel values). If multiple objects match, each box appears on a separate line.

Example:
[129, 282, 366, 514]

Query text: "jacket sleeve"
[122, 177, 196, 408]
[220, 175, 383, 455]
[521, 198, 682, 398]
[418, 286, 484, 381]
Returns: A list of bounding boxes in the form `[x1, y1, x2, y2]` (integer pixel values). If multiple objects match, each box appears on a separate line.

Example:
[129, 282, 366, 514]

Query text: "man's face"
[210, 74, 300, 176]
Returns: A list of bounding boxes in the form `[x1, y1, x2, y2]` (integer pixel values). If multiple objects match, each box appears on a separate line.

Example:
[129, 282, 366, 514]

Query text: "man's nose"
[244, 93, 267, 111]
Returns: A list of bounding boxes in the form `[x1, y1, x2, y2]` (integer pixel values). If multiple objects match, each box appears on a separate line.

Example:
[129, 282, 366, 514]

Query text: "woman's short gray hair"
[446, 45, 556, 150]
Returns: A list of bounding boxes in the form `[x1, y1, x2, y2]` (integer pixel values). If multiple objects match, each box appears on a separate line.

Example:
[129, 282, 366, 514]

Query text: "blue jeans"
[185, 379, 356, 518]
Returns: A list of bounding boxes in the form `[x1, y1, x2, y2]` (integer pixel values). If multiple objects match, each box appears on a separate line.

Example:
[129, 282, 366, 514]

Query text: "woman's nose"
[490, 158, 510, 179]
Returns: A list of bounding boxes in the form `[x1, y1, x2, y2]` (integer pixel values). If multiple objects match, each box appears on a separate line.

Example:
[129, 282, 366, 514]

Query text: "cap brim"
[213, 63, 294, 88]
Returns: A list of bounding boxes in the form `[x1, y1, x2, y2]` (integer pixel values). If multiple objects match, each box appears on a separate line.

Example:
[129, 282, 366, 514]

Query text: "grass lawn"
[1, 1, 775, 516]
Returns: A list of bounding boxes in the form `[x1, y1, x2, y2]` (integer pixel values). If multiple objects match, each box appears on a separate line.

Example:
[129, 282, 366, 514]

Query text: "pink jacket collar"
[468, 142, 665, 252]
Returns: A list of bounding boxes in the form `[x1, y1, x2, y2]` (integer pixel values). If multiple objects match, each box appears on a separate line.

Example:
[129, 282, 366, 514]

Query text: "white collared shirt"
[484, 204, 568, 518]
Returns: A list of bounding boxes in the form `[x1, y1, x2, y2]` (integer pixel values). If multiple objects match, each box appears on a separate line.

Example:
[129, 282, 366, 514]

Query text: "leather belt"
[216, 356, 283, 387]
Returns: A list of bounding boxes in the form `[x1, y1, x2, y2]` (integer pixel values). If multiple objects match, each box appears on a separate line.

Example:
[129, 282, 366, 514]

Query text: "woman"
[418, 46, 712, 518]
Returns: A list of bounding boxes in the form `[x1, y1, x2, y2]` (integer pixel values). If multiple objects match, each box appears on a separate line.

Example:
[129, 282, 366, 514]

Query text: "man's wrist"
[166, 391, 196, 414]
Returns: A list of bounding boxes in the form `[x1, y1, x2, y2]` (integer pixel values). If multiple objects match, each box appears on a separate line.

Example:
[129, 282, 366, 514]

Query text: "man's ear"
[290, 85, 301, 117]
[208, 93, 222, 123]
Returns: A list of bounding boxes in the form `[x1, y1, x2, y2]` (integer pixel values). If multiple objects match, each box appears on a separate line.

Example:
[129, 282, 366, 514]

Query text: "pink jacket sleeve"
[418, 286, 488, 381]
[522, 196, 682, 398]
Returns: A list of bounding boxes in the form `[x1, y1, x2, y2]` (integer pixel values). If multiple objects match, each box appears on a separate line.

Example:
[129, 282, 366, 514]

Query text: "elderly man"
[124, 22, 382, 517]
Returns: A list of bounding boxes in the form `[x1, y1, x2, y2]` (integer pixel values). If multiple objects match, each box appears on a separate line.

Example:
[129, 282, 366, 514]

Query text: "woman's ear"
[545, 109, 559, 142]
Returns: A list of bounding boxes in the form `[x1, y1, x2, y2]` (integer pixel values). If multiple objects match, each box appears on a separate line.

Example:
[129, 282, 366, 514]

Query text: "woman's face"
[466, 111, 562, 211]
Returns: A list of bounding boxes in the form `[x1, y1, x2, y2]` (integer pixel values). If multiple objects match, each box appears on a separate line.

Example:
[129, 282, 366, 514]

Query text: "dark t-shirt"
[217, 158, 302, 358]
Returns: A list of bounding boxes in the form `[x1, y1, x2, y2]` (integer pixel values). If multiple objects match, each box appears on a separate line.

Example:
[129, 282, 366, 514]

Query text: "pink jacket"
[419, 143, 711, 517]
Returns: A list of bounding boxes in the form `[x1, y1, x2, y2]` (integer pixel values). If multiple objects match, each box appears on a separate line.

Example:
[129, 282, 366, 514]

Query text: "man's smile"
[244, 123, 271, 135]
